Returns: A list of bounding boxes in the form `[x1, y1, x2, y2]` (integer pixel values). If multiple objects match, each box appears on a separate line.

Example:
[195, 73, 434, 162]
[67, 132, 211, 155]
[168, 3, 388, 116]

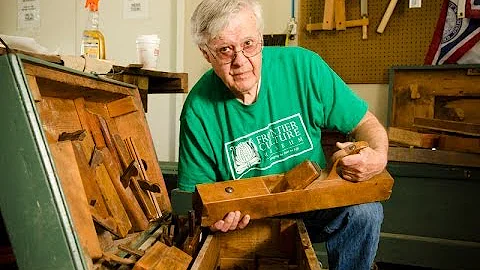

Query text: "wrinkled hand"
[331, 142, 387, 182]
[210, 211, 251, 232]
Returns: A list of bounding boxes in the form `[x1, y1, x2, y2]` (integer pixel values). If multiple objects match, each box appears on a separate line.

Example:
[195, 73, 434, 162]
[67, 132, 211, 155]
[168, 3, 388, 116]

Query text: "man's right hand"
[210, 211, 250, 232]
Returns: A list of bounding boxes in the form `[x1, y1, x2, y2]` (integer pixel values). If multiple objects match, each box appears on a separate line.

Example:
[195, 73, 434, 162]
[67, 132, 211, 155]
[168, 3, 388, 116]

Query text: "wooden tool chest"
[387, 64, 480, 167]
[191, 218, 319, 270]
[374, 65, 480, 270]
[0, 53, 326, 270]
[377, 162, 480, 270]
[0, 52, 184, 269]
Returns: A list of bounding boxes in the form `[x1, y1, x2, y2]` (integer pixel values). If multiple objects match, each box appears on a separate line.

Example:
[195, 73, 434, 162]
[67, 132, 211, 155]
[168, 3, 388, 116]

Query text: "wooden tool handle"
[326, 141, 369, 180]
[101, 148, 149, 232]
[376, 0, 399, 34]
[271, 160, 321, 193]
[362, 25, 368, 40]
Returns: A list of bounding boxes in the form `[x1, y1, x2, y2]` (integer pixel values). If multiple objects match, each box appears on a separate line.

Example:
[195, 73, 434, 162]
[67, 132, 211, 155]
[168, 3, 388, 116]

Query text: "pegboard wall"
[299, 0, 444, 83]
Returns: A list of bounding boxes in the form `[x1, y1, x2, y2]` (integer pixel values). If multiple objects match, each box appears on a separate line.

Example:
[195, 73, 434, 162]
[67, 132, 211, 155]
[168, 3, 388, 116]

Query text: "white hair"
[190, 0, 264, 46]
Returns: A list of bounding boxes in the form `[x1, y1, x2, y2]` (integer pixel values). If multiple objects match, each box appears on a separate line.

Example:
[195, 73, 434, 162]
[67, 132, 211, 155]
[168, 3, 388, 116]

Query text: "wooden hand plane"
[194, 141, 394, 227]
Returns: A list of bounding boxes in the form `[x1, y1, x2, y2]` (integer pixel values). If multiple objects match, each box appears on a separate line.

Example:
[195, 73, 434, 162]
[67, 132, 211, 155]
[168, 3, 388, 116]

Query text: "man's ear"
[199, 46, 212, 63]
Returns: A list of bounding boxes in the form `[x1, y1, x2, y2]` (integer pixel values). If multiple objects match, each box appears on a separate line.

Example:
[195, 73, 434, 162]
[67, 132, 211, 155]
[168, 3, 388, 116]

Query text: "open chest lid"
[0, 53, 175, 269]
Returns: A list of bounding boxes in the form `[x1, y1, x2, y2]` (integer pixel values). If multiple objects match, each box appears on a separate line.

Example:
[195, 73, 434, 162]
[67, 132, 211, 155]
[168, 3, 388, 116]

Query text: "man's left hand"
[210, 211, 250, 232]
[332, 141, 387, 182]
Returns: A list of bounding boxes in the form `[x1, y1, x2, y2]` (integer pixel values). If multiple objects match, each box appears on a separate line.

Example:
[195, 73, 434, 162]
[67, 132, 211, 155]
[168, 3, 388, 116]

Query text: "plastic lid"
[136, 35, 160, 43]
[85, 0, 99, 12]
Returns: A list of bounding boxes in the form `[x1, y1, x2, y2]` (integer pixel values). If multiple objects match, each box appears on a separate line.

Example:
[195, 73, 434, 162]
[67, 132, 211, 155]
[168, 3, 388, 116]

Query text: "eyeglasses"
[205, 37, 263, 65]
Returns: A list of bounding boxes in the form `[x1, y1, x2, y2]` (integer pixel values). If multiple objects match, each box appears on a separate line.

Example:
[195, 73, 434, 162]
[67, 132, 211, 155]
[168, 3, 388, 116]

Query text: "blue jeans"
[291, 202, 383, 270]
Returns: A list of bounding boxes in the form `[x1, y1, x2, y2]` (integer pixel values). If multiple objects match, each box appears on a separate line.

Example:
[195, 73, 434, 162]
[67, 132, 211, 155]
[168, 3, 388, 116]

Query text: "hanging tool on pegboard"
[361, 0, 368, 39]
[287, 0, 298, 41]
[377, 0, 399, 33]
[305, 0, 369, 40]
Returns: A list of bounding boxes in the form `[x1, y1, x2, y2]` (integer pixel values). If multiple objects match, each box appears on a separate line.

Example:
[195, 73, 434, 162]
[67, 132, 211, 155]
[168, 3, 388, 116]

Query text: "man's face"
[202, 9, 262, 100]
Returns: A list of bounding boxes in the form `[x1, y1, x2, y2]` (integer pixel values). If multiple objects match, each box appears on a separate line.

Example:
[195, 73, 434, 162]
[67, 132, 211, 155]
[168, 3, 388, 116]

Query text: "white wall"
[350, 84, 389, 126]
[0, 0, 77, 54]
[0, 0, 176, 67]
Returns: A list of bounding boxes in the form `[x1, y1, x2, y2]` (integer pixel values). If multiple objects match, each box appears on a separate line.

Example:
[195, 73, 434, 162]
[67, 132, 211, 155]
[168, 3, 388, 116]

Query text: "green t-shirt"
[178, 46, 367, 192]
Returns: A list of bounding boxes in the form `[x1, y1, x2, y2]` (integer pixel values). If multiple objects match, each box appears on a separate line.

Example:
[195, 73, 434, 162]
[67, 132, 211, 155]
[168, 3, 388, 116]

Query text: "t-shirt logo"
[229, 139, 261, 174]
[225, 113, 313, 179]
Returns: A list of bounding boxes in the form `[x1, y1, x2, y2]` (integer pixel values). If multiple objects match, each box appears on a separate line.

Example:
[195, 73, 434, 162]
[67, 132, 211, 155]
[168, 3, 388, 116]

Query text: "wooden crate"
[191, 219, 320, 270]
[387, 65, 480, 166]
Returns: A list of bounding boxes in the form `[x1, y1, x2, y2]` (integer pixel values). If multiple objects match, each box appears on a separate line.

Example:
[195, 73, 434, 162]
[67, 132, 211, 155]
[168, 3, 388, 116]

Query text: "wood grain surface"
[50, 141, 103, 259]
[196, 169, 394, 227]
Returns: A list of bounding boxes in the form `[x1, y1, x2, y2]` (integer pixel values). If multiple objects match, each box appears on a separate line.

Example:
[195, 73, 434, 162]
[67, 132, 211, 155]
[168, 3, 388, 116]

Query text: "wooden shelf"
[109, 65, 188, 112]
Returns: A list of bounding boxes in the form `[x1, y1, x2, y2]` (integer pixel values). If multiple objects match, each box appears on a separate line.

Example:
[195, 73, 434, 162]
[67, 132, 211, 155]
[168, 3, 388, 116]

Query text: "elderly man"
[178, 0, 388, 269]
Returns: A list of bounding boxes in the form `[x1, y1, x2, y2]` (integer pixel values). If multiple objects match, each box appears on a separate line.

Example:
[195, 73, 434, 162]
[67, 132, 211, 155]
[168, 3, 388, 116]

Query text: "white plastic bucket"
[136, 35, 160, 69]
